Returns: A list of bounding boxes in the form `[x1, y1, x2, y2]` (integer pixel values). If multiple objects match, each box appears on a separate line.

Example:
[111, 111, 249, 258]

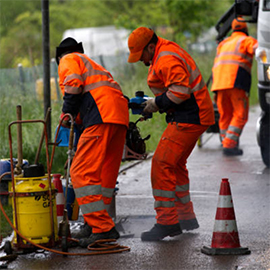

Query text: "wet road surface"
[0, 105, 269, 270]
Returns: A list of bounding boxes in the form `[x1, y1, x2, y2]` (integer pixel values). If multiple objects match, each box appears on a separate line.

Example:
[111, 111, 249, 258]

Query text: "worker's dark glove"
[142, 98, 159, 114]
[59, 112, 71, 128]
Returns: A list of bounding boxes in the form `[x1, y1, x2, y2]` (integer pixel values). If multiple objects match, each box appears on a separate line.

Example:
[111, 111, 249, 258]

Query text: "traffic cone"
[53, 174, 65, 225]
[201, 178, 250, 255]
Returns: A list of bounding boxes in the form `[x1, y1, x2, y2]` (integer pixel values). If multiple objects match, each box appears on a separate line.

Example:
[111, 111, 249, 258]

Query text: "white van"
[254, 0, 270, 167]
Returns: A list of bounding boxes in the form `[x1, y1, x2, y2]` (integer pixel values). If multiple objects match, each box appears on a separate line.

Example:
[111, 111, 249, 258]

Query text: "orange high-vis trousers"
[70, 123, 127, 233]
[216, 88, 249, 148]
[151, 122, 208, 225]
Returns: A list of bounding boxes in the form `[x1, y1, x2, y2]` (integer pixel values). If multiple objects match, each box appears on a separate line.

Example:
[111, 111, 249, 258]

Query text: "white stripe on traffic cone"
[53, 174, 65, 225]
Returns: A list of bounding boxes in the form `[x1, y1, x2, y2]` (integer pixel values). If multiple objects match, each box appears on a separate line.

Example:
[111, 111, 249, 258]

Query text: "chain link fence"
[0, 53, 133, 101]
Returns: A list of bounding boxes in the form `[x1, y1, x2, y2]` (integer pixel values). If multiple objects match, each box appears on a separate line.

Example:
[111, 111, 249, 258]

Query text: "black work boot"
[79, 227, 120, 248]
[71, 223, 92, 239]
[141, 223, 182, 241]
[179, 218, 199, 231]
[223, 147, 243, 156]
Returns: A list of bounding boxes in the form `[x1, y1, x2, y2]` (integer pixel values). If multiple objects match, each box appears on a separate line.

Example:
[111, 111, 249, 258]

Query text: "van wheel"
[258, 112, 270, 167]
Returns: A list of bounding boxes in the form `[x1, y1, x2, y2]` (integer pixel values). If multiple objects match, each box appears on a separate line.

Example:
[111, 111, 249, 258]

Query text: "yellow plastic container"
[12, 175, 58, 245]
[35, 78, 60, 101]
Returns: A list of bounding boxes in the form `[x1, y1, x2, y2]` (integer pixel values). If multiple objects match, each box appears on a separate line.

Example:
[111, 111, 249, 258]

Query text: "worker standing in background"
[211, 17, 258, 156]
[127, 27, 215, 241]
[56, 37, 129, 247]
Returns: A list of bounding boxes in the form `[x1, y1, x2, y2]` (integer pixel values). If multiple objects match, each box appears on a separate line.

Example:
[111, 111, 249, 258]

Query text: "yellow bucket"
[35, 78, 60, 101]
[12, 175, 58, 245]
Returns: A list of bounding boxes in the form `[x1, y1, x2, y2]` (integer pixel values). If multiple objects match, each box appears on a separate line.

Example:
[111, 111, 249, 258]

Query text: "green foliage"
[0, 0, 235, 68]
[0, 204, 13, 239]
[112, 0, 169, 30]
[165, 0, 233, 44]
[0, 4, 43, 67]
[0, 84, 68, 175]
[0, 0, 40, 36]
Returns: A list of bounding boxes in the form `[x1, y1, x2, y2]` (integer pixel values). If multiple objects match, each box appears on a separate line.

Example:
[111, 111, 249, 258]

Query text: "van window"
[263, 0, 270, 11]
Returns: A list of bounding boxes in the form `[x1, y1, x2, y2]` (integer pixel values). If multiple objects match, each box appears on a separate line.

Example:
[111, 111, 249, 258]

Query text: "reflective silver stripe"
[175, 194, 190, 204]
[192, 78, 206, 92]
[189, 66, 202, 86]
[80, 200, 105, 214]
[215, 36, 252, 73]
[213, 60, 251, 73]
[235, 36, 246, 52]
[64, 85, 81, 94]
[220, 129, 226, 135]
[74, 184, 102, 198]
[216, 36, 247, 57]
[153, 189, 175, 198]
[148, 78, 160, 85]
[156, 51, 200, 84]
[82, 69, 111, 81]
[154, 200, 175, 208]
[156, 51, 183, 64]
[169, 84, 190, 95]
[150, 87, 166, 96]
[75, 53, 112, 78]
[167, 91, 185, 104]
[73, 53, 121, 93]
[217, 51, 253, 63]
[175, 184, 190, 204]
[83, 80, 121, 93]
[75, 53, 94, 70]
[102, 187, 115, 198]
[155, 51, 204, 93]
[64, 73, 83, 84]
[226, 132, 239, 141]
[228, 125, 242, 135]
[175, 184, 189, 192]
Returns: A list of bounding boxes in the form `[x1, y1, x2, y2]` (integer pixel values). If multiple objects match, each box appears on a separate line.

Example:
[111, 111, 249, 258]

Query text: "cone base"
[201, 246, 251, 255]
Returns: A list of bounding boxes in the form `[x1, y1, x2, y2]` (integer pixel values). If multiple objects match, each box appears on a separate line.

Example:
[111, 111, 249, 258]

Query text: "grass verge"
[0, 204, 13, 240]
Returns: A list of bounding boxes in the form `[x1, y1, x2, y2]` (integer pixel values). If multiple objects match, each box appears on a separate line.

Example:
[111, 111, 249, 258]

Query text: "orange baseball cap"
[231, 17, 247, 31]
[127, 27, 154, 63]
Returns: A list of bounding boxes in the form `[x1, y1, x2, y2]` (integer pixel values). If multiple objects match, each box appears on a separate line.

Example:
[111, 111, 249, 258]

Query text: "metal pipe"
[41, 0, 51, 141]
[15, 105, 23, 175]
[34, 107, 51, 164]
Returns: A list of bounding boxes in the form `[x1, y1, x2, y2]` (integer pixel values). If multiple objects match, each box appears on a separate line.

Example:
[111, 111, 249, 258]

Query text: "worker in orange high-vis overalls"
[127, 27, 215, 241]
[55, 37, 129, 248]
[211, 17, 258, 156]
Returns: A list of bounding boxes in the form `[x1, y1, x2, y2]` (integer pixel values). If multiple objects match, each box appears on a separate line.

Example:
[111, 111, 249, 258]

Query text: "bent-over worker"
[127, 27, 215, 241]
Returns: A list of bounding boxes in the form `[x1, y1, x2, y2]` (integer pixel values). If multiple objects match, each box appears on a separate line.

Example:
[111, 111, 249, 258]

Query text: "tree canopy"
[0, 0, 233, 68]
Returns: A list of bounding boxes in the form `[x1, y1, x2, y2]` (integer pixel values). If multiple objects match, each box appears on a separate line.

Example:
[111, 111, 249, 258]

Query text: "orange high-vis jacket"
[211, 32, 258, 93]
[147, 37, 215, 126]
[58, 52, 129, 129]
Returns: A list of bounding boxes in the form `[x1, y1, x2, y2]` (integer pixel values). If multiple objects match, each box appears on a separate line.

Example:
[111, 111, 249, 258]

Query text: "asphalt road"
[1, 105, 269, 270]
